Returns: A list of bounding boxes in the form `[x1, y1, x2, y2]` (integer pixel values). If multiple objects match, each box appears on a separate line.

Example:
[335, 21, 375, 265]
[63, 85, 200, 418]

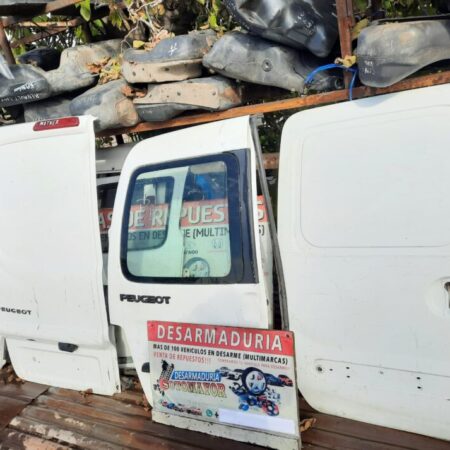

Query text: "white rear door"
[108, 117, 269, 402]
[279, 84, 450, 440]
[0, 117, 120, 394]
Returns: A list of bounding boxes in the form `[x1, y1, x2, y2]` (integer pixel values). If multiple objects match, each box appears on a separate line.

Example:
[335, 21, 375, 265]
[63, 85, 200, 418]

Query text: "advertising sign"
[148, 321, 299, 439]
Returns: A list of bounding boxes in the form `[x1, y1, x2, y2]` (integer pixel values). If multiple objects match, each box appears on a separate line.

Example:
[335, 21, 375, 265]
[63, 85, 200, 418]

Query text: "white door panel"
[109, 117, 269, 403]
[279, 84, 450, 440]
[0, 117, 120, 394]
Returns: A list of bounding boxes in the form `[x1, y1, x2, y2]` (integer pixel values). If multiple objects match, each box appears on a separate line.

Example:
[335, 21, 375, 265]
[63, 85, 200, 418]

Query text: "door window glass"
[181, 161, 230, 278]
[122, 153, 253, 284]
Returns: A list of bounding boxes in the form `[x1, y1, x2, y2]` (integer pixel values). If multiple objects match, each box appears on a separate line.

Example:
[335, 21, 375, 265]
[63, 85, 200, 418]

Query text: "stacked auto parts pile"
[120, 29, 244, 123]
[0, 0, 343, 131]
[0, 40, 121, 107]
[1, 1, 450, 130]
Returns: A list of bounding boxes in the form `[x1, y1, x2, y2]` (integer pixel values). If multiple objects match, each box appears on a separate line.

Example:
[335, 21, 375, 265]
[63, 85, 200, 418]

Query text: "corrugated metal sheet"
[0, 376, 449, 449]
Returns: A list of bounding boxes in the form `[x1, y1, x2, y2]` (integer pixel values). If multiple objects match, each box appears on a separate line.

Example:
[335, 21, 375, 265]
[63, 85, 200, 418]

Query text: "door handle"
[444, 282, 450, 309]
[58, 342, 78, 353]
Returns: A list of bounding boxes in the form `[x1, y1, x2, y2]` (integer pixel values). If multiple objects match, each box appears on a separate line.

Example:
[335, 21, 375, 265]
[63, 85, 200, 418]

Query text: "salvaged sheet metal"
[133, 76, 242, 122]
[122, 31, 218, 84]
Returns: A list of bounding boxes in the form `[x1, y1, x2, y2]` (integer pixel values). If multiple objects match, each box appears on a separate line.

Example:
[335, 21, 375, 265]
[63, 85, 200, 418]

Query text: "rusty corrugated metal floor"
[299, 399, 450, 450]
[0, 379, 449, 450]
[0, 382, 259, 449]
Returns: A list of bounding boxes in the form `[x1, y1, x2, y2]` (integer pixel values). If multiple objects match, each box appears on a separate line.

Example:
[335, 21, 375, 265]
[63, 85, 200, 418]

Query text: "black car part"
[223, 0, 338, 57]
[0, 65, 50, 107]
[19, 48, 61, 71]
[70, 79, 140, 132]
[24, 96, 72, 122]
[203, 32, 342, 93]
[357, 19, 450, 87]
[0, 40, 121, 107]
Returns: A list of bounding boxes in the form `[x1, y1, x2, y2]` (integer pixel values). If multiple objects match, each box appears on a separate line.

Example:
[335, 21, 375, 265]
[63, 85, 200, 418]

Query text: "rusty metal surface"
[0, 383, 48, 404]
[300, 398, 450, 450]
[1, 380, 450, 449]
[0, 428, 71, 449]
[0, 375, 48, 432]
[336, 0, 355, 88]
[0, 383, 260, 449]
[0, 397, 28, 431]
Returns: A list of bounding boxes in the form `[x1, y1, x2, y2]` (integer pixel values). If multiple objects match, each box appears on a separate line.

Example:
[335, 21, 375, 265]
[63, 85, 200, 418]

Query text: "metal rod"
[11, 28, 67, 48]
[250, 116, 290, 331]
[2, 0, 83, 27]
[336, 0, 355, 87]
[16, 20, 80, 27]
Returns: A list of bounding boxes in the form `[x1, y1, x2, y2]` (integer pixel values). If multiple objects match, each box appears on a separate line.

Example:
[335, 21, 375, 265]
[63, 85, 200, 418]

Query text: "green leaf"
[212, 0, 221, 13]
[74, 25, 85, 41]
[110, 10, 123, 29]
[93, 19, 105, 31]
[208, 12, 218, 29]
[80, 0, 91, 21]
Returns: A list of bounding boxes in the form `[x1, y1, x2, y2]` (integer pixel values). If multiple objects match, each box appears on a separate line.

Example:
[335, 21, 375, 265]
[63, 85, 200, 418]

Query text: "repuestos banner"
[148, 321, 299, 438]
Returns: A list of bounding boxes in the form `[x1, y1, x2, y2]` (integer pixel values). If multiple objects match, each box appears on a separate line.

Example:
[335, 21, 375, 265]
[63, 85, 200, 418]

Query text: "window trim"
[120, 150, 258, 285]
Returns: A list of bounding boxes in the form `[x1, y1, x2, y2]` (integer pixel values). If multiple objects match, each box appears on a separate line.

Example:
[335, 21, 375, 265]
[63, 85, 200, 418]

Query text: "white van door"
[278, 84, 450, 440]
[108, 117, 269, 402]
[0, 117, 120, 395]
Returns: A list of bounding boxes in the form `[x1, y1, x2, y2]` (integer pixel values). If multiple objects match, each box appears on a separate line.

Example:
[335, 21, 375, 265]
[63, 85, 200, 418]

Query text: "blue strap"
[305, 63, 358, 101]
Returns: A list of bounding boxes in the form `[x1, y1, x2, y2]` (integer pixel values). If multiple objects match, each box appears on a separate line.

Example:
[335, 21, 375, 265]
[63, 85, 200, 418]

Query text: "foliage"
[353, 0, 436, 16]
[87, 56, 122, 84]
[114, 0, 232, 45]
[77, 0, 91, 22]
[382, 0, 435, 16]
[192, 0, 230, 31]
